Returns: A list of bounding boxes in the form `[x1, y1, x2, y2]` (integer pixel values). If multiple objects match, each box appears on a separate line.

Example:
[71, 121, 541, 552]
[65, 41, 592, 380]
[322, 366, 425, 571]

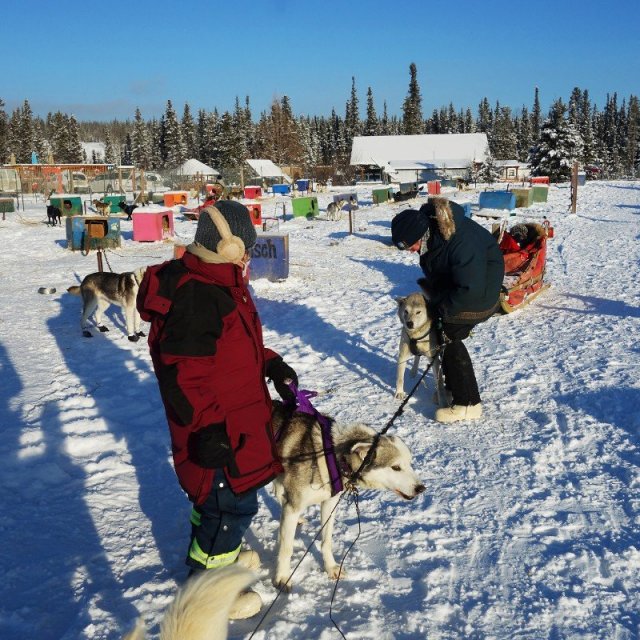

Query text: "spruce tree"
[517, 106, 532, 162]
[132, 108, 151, 169]
[491, 106, 518, 159]
[344, 77, 360, 152]
[528, 99, 583, 181]
[66, 115, 84, 163]
[16, 100, 35, 163]
[402, 63, 424, 134]
[104, 131, 117, 165]
[380, 101, 390, 135]
[477, 149, 501, 184]
[181, 103, 197, 159]
[531, 87, 542, 141]
[0, 98, 8, 163]
[364, 87, 378, 136]
[623, 96, 639, 177]
[476, 97, 493, 138]
[163, 100, 186, 169]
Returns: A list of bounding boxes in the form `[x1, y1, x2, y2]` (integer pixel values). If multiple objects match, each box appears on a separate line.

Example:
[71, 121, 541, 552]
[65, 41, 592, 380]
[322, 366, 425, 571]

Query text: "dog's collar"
[408, 327, 433, 356]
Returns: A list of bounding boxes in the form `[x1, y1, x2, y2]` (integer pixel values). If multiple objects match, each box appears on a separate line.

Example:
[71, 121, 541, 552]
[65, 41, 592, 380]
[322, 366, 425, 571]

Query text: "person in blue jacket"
[391, 197, 504, 423]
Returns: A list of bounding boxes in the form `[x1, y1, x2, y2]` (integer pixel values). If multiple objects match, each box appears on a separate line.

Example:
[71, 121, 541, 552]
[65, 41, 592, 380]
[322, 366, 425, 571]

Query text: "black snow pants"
[441, 323, 481, 406]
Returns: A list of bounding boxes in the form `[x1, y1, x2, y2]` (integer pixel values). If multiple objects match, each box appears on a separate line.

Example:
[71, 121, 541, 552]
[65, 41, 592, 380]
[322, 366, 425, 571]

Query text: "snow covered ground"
[1, 180, 639, 639]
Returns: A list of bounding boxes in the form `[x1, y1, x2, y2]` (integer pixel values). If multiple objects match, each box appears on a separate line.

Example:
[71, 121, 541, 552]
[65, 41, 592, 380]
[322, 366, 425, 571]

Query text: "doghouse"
[272, 184, 291, 195]
[427, 180, 441, 195]
[372, 187, 393, 204]
[530, 176, 550, 185]
[291, 196, 318, 218]
[244, 185, 262, 199]
[531, 186, 549, 203]
[295, 179, 310, 193]
[50, 195, 83, 216]
[246, 203, 262, 226]
[163, 191, 189, 207]
[66, 215, 121, 251]
[0, 197, 15, 213]
[478, 191, 516, 211]
[132, 208, 174, 241]
[511, 188, 534, 208]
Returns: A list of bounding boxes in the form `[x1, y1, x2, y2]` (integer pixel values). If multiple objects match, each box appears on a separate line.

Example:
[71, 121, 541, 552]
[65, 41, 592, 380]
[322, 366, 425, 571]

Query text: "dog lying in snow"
[271, 400, 425, 592]
[67, 268, 147, 341]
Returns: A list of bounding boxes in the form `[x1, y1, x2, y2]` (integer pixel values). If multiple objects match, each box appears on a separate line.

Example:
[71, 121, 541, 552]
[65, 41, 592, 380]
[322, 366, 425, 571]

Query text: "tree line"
[1, 63, 638, 182]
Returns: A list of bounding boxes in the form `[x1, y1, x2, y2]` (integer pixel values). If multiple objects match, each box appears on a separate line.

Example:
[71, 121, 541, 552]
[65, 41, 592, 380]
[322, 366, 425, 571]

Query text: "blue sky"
[3, 0, 638, 122]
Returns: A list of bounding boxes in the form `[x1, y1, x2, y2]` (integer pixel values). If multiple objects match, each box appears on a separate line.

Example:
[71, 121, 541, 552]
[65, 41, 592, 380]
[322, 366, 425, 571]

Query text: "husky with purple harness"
[270, 385, 425, 592]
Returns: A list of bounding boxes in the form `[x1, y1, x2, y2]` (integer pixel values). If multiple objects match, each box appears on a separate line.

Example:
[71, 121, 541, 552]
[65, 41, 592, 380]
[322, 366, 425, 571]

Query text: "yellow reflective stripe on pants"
[190, 507, 201, 527]
[188, 538, 241, 570]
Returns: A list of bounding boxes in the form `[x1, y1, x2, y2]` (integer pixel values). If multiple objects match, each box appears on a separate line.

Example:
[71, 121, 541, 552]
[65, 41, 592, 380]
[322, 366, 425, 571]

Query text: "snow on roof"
[350, 133, 489, 167]
[172, 158, 220, 176]
[246, 159, 292, 183]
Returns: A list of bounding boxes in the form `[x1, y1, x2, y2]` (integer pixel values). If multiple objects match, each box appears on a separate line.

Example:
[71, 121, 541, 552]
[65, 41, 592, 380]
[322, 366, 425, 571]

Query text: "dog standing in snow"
[67, 268, 147, 341]
[270, 400, 425, 592]
[394, 292, 448, 405]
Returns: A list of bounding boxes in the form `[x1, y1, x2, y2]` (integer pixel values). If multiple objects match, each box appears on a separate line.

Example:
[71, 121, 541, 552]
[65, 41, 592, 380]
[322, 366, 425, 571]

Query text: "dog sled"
[494, 220, 553, 313]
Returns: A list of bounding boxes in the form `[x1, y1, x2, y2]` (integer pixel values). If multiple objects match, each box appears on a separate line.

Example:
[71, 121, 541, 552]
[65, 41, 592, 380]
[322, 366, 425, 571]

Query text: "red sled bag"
[496, 221, 553, 313]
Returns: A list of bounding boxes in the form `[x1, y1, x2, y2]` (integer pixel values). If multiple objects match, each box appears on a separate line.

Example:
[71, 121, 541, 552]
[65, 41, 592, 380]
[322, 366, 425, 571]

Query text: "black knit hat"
[391, 208, 429, 249]
[194, 200, 257, 252]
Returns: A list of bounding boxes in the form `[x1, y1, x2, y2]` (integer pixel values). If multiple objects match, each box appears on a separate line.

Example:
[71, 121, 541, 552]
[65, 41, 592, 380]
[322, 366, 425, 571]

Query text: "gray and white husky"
[67, 267, 147, 341]
[271, 402, 425, 592]
[395, 292, 448, 405]
[326, 199, 346, 221]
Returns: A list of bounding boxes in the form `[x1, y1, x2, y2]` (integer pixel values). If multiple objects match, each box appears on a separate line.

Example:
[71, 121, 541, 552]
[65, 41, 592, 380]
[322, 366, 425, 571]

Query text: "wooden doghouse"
[66, 215, 121, 251]
[132, 208, 174, 241]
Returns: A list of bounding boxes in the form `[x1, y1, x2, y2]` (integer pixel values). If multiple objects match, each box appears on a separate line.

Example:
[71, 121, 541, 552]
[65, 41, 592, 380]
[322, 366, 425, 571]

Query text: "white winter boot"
[228, 589, 263, 620]
[434, 403, 482, 423]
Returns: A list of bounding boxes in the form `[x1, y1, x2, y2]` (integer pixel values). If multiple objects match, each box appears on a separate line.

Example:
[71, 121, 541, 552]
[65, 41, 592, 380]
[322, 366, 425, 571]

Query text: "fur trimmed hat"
[391, 209, 429, 249]
[194, 200, 257, 253]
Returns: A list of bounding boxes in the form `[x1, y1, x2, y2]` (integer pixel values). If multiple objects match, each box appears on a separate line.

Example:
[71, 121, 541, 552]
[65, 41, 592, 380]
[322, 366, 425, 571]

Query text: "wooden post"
[96, 248, 104, 272]
[570, 161, 579, 213]
[349, 209, 355, 234]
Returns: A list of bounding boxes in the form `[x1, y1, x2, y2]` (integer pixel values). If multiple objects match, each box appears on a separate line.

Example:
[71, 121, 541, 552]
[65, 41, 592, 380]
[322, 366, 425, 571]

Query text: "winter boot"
[228, 589, 263, 620]
[236, 549, 260, 570]
[434, 403, 482, 424]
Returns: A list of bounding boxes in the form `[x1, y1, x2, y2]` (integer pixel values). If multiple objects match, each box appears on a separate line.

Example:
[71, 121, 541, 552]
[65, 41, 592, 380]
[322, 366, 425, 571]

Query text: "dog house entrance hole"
[86, 219, 108, 238]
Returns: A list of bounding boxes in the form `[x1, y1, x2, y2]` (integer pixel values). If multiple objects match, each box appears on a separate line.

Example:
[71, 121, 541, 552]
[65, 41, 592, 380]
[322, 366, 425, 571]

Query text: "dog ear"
[351, 442, 372, 460]
[394, 296, 406, 306]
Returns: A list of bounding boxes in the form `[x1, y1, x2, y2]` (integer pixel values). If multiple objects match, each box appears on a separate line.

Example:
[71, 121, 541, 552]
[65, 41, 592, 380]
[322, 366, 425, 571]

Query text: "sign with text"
[249, 232, 289, 281]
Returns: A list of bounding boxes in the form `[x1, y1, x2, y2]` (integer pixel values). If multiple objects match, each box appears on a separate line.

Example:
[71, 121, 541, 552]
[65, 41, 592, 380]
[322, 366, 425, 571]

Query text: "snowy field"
[1, 180, 639, 639]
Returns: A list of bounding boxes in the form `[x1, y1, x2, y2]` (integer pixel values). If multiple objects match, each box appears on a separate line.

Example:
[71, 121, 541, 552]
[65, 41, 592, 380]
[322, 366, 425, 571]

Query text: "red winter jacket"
[137, 251, 283, 504]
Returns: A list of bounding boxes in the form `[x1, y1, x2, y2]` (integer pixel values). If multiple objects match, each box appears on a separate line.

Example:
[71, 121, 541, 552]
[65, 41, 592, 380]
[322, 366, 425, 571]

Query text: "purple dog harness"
[285, 384, 344, 496]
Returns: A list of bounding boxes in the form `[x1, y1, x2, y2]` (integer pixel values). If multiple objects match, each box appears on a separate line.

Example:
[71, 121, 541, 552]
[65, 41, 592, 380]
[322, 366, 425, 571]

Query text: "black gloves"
[188, 422, 233, 468]
[265, 356, 298, 403]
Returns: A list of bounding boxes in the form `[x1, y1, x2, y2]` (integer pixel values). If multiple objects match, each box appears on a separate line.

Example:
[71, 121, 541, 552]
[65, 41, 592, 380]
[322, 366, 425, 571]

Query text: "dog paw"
[394, 391, 407, 400]
[128, 334, 140, 342]
[326, 565, 346, 580]
[98, 325, 109, 332]
[82, 330, 93, 338]
[273, 576, 292, 593]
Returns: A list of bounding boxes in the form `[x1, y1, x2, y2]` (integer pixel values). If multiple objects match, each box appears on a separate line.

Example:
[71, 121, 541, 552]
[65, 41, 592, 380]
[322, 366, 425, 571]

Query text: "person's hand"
[188, 422, 233, 468]
[265, 357, 298, 403]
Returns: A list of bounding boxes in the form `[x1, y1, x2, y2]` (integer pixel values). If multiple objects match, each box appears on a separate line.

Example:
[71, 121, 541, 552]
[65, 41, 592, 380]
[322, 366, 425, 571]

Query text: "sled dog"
[67, 268, 147, 341]
[46, 204, 62, 226]
[92, 199, 111, 215]
[271, 401, 425, 591]
[123, 565, 256, 640]
[395, 292, 448, 405]
[118, 201, 137, 220]
[326, 199, 346, 221]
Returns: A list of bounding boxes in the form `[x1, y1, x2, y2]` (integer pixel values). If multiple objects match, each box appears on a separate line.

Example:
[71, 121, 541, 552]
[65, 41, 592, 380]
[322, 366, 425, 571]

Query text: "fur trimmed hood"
[419, 197, 456, 241]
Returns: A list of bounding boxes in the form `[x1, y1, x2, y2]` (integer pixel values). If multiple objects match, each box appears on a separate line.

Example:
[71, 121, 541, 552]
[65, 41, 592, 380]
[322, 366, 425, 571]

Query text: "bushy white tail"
[123, 565, 256, 640]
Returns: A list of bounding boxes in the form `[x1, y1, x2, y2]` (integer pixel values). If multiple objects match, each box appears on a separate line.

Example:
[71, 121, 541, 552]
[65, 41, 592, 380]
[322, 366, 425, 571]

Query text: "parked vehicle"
[90, 169, 168, 194]
[63, 171, 90, 193]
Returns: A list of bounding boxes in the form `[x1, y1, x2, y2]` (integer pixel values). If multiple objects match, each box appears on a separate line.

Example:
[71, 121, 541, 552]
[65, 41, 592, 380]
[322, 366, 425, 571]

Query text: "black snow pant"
[441, 323, 481, 406]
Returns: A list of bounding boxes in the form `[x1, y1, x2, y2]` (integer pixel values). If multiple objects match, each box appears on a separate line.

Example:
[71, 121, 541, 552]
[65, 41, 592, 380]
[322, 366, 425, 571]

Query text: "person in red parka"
[137, 201, 297, 619]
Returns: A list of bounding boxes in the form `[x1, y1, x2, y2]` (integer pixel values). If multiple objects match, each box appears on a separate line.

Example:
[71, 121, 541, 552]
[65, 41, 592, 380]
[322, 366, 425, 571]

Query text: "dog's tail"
[67, 285, 81, 296]
[123, 565, 256, 640]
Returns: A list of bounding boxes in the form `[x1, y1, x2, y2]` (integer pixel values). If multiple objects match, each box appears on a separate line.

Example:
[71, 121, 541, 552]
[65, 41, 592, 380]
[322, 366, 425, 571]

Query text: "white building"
[350, 133, 489, 183]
